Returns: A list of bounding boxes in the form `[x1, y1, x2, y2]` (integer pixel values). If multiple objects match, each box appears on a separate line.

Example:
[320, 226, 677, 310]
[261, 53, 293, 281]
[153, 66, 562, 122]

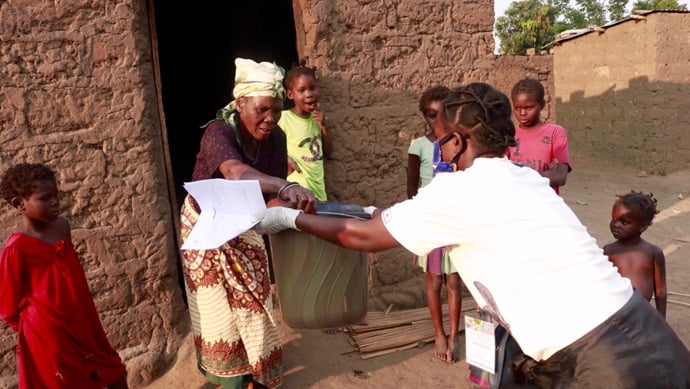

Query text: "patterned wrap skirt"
[179, 195, 282, 388]
[413, 246, 457, 275]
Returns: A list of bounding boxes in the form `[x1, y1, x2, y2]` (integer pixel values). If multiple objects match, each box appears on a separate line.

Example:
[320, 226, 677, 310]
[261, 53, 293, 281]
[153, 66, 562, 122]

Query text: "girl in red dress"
[0, 163, 128, 389]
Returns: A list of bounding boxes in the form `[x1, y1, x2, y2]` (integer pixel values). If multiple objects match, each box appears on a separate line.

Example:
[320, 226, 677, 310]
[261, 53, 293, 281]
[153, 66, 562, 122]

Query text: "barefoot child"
[507, 78, 571, 194]
[408, 86, 463, 363]
[257, 83, 690, 386]
[0, 163, 128, 388]
[603, 191, 667, 318]
[279, 60, 332, 201]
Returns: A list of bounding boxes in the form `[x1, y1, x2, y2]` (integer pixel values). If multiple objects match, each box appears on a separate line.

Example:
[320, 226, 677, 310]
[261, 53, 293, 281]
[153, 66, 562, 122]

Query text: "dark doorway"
[152, 1, 299, 206]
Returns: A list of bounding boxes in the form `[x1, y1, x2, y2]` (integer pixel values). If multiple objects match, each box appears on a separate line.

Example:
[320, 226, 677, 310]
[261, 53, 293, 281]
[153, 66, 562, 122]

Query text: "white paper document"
[465, 316, 496, 373]
[180, 179, 266, 250]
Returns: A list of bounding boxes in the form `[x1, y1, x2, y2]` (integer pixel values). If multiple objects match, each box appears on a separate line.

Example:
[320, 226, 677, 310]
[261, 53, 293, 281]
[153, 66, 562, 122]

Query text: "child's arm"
[542, 161, 569, 187]
[287, 156, 301, 175]
[0, 246, 23, 331]
[320, 122, 333, 159]
[407, 154, 421, 199]
[313, 105, 333, 158]
[652, 246, 667, 318]
[544, 125, 572, 187]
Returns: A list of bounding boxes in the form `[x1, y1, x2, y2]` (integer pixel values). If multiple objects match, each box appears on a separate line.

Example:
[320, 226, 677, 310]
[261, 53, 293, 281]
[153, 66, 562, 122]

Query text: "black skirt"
[510, 290, 690, 388]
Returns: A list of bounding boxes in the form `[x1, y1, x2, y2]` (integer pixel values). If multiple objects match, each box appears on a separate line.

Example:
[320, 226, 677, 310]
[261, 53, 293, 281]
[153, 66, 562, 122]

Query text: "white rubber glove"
[255, 207, 303, 234]
[363, 206, 378, 217]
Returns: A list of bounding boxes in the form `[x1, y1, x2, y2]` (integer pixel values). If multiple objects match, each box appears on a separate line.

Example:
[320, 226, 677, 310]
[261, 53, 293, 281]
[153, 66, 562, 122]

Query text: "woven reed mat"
[345, 296, 477, 359]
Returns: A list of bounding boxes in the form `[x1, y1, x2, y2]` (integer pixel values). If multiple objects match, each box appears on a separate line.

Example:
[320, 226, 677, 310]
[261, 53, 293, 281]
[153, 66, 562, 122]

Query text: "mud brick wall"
[554, 12, 690, 173]
[0, 0, 554, 385]
[0, 1, 187, 387]
[292, 0, 553, 311]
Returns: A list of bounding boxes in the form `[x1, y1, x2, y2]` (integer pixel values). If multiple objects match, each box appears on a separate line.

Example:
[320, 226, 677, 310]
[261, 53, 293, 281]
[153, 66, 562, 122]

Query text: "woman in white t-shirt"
[257, 84, 690, 387]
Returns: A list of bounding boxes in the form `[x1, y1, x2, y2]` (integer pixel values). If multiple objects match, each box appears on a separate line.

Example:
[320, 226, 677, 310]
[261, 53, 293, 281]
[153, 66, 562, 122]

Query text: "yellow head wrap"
[209, 58, 285, 127]
[232, 58, 286, 101]
[204, 58, 286, 136]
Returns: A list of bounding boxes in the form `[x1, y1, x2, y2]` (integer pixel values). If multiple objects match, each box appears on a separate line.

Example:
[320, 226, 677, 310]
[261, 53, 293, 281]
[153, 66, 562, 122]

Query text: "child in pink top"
[507, 78, 571, 194]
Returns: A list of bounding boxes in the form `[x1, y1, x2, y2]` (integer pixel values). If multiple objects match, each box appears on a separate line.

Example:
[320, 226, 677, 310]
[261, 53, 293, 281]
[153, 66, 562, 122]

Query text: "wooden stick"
[668, 291, 690, 298]
[348, 298, 476, 333]
[361, 342, 422, 359]
[347, 299, 476, 357]
[351, 316, 465, 353]
[668, 299, 690, 308]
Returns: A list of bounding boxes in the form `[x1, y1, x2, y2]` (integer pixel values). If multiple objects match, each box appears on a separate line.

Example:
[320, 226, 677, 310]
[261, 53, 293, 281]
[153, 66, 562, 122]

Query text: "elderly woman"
[257, 84, 690, 387]
[179, 58, 316, 389]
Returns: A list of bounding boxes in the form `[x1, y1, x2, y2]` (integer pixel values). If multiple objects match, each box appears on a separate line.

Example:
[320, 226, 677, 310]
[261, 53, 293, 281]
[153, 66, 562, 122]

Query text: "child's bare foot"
[432, 333, 448, 361]
[446, 335, 459, 363]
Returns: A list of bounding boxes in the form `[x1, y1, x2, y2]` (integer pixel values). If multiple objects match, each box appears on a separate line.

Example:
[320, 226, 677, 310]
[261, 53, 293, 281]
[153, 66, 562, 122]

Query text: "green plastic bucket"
[269, 203, 370, 329]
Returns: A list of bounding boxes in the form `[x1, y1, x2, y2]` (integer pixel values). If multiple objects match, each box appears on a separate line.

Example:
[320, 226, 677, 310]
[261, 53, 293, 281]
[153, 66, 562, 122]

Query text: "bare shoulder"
[642, 239, 665, 259]
[640, 239, 664, 258]
[602, 241, 621, 255]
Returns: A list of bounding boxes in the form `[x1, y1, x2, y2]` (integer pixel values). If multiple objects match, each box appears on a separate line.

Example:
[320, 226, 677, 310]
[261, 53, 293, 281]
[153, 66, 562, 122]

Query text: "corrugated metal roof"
[543, 9, 690, 49]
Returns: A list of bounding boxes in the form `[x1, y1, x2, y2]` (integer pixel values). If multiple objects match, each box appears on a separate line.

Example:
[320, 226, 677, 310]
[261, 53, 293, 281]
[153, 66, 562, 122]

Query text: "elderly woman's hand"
[278, 184, 317, 214]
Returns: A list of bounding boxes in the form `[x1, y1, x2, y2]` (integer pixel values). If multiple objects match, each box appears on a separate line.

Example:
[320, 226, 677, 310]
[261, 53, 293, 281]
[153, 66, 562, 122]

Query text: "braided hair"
[442, 84, 516, 156]
[618, 190, 659, 226]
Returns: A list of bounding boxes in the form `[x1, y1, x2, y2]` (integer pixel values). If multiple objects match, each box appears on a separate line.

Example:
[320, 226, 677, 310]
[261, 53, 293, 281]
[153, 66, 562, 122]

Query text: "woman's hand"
[278, 184, 317, 214]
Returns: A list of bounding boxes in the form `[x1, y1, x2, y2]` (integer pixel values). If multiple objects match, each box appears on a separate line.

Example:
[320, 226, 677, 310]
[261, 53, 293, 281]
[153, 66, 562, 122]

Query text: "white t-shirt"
[382, 157, 632, 361]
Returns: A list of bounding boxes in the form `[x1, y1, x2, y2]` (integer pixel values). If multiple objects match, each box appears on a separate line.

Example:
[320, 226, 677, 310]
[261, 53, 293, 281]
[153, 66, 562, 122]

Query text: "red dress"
[0, 232, 126, 388]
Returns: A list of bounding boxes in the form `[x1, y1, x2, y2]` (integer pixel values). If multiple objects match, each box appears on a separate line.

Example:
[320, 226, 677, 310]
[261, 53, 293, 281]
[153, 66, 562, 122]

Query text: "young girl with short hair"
[408, 86, 463, 363]
[279, 61, 332, 201]
[507, 78, 571, 194]
[604, 191, 667, 317]
[0, 163, 128, 388]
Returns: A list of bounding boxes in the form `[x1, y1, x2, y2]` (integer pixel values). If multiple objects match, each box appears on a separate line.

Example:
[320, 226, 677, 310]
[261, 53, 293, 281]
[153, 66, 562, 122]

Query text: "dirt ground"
[146, 154, 690, 389]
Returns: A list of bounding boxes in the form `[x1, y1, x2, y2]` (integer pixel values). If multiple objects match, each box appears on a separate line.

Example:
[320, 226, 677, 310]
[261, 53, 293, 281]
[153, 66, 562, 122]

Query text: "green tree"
[495, 0, 557, 55]
[561, 0, 629, 27]
[608, 0, 630, 20]
[496, 0, 688, 55]
[632, 0, 687, 10]
[573, 0, 606, 26]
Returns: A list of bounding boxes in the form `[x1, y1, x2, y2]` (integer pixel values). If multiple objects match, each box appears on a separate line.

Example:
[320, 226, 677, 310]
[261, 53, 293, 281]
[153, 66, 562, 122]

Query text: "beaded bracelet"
[277, 182, 300, 202]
